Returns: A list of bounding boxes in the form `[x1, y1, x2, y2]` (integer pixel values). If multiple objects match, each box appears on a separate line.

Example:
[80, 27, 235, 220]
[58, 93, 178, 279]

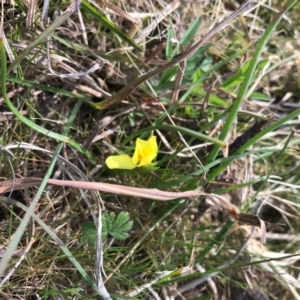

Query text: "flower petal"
[138, 153, 157, 166]
[132, 138, 145, 165]
[106, 155, 137, 170]
[147, 136, 158, 154]
[132, 136, 158, 166]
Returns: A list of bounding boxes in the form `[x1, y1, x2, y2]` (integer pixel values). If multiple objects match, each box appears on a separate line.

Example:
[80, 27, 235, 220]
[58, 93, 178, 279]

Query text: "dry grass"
[0, 0, 300, 299]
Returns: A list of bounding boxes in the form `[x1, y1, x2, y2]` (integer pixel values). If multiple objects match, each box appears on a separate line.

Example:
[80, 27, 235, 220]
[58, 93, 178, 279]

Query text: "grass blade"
[7, 0, 82, 74]
[81, 0, 142, 51]
[206, 0, 298, 171]
[0, 35, 96, 164]
[0, 98, 83, 278]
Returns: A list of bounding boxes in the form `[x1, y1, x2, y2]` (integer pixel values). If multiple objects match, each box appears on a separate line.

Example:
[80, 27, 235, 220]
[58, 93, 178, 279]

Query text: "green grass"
[0, 0, 300, 299]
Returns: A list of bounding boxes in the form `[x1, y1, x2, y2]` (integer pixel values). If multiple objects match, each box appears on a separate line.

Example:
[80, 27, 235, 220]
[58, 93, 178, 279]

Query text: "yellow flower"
[106, 136, 158, 170]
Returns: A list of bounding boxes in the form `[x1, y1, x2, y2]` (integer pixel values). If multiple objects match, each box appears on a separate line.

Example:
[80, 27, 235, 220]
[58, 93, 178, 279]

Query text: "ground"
[0, 0, 300, 299]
